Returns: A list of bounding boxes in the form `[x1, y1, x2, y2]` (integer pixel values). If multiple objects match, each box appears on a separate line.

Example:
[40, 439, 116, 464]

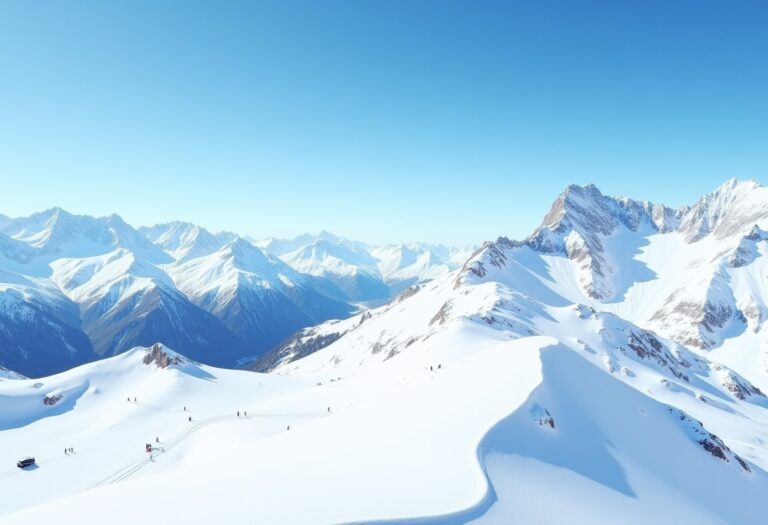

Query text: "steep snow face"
[48, 249, 246, 364]
[521, 183, 680, 301]
[454, 179, 768, 362]
[678, 178, 768, 242]
[139, 222, 235, 262]
[169, 239, 352, 353]
[0, 271, 94, 377]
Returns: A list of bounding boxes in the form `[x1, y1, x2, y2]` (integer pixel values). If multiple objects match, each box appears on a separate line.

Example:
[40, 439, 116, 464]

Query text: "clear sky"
[0, 1, 766, 245]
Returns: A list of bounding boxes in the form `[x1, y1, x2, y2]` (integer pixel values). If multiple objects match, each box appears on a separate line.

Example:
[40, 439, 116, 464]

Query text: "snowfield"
[3, 322, 768, 524]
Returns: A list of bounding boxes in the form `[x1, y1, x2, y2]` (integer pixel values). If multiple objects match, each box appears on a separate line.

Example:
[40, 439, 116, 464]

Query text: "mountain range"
[0, 211, 469, 377]
[4, 179, 768, 523]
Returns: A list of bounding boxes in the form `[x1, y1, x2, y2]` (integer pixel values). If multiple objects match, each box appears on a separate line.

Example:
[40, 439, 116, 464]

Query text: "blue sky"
[0, 1, 766, 245]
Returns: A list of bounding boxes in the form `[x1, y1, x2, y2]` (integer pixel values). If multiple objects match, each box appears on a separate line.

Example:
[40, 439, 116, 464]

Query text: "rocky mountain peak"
[678, 178, 767, 243]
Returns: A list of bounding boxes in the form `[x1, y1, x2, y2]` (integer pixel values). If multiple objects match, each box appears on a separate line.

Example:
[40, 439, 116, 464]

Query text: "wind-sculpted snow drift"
[4, 179, 768, 524]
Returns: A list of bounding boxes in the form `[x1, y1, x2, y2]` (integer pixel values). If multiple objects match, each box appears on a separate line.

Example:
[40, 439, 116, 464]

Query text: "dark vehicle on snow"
[17, 457, 35, 468]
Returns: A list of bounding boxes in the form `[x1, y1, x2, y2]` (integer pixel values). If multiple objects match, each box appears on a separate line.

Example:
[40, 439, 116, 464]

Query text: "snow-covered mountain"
[139, 221, 236, 262]
[259, 232, 473, 301]
[258, 179, 768, 395]
[169, 238, 352, 354]
[0, 213, 358, 376]
[0, 209, 465, 377]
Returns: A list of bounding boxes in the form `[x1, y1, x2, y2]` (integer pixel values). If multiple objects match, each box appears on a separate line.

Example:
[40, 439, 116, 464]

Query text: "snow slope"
[3, 310, 768, 524]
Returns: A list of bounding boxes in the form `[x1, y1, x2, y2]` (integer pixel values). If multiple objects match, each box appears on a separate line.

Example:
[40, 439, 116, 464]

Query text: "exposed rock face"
[649, 277, 745, 350]
[710, 363, 766, 400]
[595, 312, 697, 382]
[532, 405, 556, 429]
[457, 185, 680, 299]
[677, 179, 765, 243]
[142, 343, 184, 369]
[395, 284, 423, 303]
[43, 392, 63, 406]
[429, 301, 453, 326]
[246, 326, 347, 373]
[727, 226, 768, 268]
[521, 184, 677, 300]
[456, 238, 514, 286]
[455, 180, 768, 350]
[671, 408, 751, 472]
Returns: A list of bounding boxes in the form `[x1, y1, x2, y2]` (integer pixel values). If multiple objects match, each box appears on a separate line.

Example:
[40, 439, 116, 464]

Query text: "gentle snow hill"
[0, 343, 310, 517]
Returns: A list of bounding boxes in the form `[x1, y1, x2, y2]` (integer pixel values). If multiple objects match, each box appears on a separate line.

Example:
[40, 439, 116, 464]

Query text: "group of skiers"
[64, 447, 75, 455]
[120, 396, 338, 446]
[429, 364, 443, 371]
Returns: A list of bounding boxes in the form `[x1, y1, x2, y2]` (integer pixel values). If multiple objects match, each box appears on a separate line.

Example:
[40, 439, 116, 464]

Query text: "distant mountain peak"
[678, 178, 768, 242]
